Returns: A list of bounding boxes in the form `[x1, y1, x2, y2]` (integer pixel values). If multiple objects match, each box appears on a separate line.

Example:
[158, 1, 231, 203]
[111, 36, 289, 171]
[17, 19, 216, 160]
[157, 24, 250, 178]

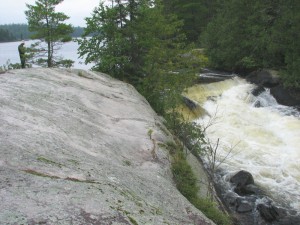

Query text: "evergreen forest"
[167, 0, 299, 88]
[78, 0, 299, 90]
[0, 24, 85, 42]
[0, 24, 31, 42]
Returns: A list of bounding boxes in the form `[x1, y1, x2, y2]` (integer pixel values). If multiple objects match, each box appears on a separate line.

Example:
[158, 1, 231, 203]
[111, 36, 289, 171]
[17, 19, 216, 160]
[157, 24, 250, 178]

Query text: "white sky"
[0, 0, 105, 27]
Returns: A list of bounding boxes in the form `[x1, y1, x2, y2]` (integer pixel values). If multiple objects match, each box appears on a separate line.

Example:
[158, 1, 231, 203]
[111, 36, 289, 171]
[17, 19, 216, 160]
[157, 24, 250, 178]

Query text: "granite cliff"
[0, 68, 214, 225]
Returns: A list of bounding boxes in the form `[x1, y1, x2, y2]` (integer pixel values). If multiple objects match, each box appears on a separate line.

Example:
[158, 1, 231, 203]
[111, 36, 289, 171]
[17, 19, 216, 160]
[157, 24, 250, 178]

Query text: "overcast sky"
[0, 0, 103, 27]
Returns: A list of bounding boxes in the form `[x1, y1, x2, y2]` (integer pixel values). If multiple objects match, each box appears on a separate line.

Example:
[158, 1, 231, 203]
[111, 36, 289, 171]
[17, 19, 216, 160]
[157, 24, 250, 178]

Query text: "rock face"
[220, 170, 300, 225]
[246, 69, 280, 88]
[246, 69, 300, 107]
[0, 68, 213, 225]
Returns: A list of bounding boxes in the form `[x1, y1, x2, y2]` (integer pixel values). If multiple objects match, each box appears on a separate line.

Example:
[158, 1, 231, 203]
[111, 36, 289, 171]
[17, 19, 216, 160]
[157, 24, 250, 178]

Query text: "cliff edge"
[0, 68, 213, 225]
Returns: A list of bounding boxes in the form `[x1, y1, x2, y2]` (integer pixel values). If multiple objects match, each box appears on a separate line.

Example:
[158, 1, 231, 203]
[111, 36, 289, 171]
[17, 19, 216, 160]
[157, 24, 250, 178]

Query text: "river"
[0, 40, 92, 70]
[185, 73, 300, 214]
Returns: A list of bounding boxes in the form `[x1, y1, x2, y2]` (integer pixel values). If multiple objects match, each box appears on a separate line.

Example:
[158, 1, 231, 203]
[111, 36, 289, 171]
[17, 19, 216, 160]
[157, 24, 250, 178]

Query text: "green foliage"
[0, 28, 16, 42]
[77, 2, 230, 223]
[172, 151, 198, 199]
[191, 197, 231, 225]
[0, 24, 85, 41]
[25, 0, 74, 67]
[0, 24, 32, 41]
[164, 112, 205, 155]
[79, 1, 190, 83]
[201, 0, 265, 72]
[201, 0, 299, 86]
[169, 143, 231, 225]
[281, 54, 300, 88]
[273, 0, 300, 88]
[163, 0, 218, 44]
[0, 60, 32, 71]
[71, 26, 85, 38]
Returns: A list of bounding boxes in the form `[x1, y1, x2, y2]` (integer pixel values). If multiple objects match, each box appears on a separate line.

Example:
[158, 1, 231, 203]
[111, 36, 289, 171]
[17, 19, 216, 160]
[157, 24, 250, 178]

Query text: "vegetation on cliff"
[78, 1, 230, 224]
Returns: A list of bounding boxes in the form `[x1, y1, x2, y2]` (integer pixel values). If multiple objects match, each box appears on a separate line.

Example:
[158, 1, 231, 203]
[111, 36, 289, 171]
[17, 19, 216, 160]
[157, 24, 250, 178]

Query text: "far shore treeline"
[0, 24, 84, 42]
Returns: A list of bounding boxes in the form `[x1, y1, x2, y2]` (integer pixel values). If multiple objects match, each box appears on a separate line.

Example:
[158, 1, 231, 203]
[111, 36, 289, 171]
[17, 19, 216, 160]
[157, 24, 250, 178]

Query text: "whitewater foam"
[189, 77, 300, 212]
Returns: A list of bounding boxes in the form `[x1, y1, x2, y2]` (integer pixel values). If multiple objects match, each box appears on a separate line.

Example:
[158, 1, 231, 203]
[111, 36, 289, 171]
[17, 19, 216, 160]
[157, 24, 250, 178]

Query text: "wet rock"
[224, 192, 239, 207]
[270, 84, 300, 106]
[257, 203, 287, 222]
[236, 200, 253, 213]
[182, 95, 199, 110]
[230, 170, 255, 196]
[216, 170, 298, 225]
[246, 69, 280, 88]
[253, 101, 261, 108]
[251, 85, 265, 96]
[197, 68, 235, 83]
[242, 184, 264, 195]
[230, 171, 254, 187]
[224, 192, 255, 213]
[275, 216, 300, 225]
[207, 96, 218, 102]
[246, 69, 300, 108]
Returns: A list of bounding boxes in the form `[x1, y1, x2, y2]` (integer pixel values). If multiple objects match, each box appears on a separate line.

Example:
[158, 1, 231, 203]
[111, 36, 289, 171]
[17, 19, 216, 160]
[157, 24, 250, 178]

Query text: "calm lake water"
[0, 40, 93, 70]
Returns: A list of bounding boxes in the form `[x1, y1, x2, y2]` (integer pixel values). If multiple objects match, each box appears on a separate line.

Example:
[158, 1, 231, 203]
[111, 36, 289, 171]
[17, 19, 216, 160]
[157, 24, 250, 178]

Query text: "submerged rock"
[0, 68, 214, 225]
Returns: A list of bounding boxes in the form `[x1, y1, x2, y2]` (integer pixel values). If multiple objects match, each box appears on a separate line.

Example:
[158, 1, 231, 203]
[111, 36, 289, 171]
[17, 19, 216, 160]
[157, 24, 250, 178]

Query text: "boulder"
[246, 69, 300, 107]
[236, 200, 253, 213]
[0, 68, 214, 225]
[257, 203, 287, 222]
[270, 84, 300, 106]
[251, 85, 265, 96]
[246, 69, 280, 88]
[182, 95, 200, 110]
[230, 170, 254, 187]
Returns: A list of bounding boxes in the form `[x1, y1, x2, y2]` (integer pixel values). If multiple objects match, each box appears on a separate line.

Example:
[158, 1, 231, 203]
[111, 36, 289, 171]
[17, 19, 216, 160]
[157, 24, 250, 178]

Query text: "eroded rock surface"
[0, 68, 213, 225]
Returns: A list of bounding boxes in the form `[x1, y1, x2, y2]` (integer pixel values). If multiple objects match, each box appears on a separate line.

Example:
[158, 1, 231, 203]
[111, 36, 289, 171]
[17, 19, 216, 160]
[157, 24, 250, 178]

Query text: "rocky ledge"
[216, 170, 300, 225]
[0, 68, 214, 225]
[246, 69, 300, 107]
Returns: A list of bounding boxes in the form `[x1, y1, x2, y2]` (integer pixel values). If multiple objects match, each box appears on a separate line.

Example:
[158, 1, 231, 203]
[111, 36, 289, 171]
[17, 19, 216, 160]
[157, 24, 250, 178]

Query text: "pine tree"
[25, 0, 74, 67]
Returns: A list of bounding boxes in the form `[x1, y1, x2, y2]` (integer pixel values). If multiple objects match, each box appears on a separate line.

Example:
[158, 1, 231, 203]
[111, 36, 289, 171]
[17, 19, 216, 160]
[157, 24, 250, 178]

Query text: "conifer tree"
[78, 0, 199, 113]
[25, 0, 74, 67]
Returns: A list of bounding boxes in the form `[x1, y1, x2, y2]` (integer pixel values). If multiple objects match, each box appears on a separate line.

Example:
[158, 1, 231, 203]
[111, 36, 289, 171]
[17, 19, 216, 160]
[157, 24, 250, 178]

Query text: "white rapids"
[186, 76, 300, 212]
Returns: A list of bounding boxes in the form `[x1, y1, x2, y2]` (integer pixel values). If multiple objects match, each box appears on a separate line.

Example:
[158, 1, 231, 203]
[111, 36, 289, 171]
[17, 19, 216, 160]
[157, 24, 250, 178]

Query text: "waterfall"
[186, 76, 300, 212]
